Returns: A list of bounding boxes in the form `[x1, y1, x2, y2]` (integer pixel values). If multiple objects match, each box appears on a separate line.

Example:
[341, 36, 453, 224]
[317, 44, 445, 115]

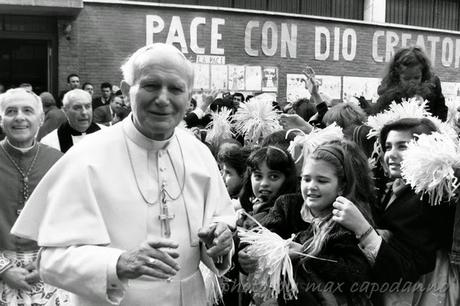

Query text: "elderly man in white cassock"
[11, 43, 237, 306]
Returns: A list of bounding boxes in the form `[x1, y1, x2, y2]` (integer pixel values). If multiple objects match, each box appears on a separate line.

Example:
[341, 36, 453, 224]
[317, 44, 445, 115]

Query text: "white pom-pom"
[401, 132, 460, 205]
[205, 107, 234, 146]
[427, 116, 459, 143]
[446, 98, 460, 126]
[287, 123, 344, 166]
[200, 263, 223, 306]
[367, 98, 430, 140]
[238, 225, 298, 302]
[233, 96, 281, 145]
[365, 97, 458, 165]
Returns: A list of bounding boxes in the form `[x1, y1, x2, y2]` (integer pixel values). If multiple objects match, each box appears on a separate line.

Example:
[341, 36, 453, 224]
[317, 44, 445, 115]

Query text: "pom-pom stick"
[401, 132, 460, 205]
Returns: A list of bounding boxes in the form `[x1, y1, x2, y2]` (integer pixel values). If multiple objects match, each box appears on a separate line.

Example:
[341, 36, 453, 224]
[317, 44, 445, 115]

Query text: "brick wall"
[58, 2, 460, 102]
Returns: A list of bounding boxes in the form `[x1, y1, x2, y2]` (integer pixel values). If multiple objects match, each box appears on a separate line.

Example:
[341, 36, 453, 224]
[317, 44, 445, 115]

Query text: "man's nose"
[156, 87, 170, 105]
[15, 110, 26, 120]
[81, 107, 90, 115]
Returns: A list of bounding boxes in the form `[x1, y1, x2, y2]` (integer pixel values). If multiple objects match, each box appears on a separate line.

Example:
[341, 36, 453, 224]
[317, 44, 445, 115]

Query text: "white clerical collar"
[123, 115, 173, 151]
[6, 139, 36, 153]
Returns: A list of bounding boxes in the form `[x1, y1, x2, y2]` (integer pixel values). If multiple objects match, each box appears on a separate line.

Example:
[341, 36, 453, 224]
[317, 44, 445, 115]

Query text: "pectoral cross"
[159, 189, 175, 238]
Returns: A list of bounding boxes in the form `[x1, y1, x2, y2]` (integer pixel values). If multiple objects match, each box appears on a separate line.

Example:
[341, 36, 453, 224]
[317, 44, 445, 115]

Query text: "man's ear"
[39, 112, 45, 126]
[120, 80, 130, 98]
[62, 107, 70, 122]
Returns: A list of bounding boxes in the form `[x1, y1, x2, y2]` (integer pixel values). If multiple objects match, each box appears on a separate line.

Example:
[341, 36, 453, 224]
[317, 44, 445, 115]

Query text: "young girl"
[334, 118, 456, 304]
[237, 146, 297, 270]
[365, 47, 448, 121]
[217, 145, 252, 205]
[257, 140, 375, 305]
[236, 146, 297, 305]
[215, 145, 252, 306]
[238, 145, 298, 225]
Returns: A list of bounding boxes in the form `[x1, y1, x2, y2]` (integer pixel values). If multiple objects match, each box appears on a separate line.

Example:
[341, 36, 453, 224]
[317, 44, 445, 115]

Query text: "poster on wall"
[262, 67, 278, 92]
[342, 76, 380, 102]
[442, 82, 460, 101]
[286, 74, 309, 103]
[245, 66, 262, 91]
[286, 74, 343, 103]
[315, 75, 342, 100]
[193, 63, 210, 90]
[442, 82, 460, 117]
[210, 65, 228, 90]
[228, 65, 245, 91]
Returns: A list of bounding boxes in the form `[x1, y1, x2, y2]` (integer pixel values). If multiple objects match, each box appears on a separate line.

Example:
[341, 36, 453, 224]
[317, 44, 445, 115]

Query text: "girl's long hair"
[239, 145, 298, 211]
[301, 140, 375, 257]
[378, 46, 434, 95]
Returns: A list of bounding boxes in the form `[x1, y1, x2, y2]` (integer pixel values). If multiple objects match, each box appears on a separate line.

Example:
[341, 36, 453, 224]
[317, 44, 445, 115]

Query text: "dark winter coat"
[261, 194, 373, 306]
[364, 75, 448, 121]
[371, 184, 454, 283]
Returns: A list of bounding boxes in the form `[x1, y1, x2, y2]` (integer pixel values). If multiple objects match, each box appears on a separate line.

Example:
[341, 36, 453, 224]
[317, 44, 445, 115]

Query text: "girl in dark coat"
[364, 46, 448, 121]
[259, 140, 376, 305]
[235, 146, 298, 306]
[237, 145, 298, 229]
[334, 118, 455, 304]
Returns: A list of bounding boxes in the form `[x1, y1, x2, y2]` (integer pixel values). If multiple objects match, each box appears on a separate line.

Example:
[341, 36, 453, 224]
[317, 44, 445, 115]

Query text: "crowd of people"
[0, 43, 459, 306]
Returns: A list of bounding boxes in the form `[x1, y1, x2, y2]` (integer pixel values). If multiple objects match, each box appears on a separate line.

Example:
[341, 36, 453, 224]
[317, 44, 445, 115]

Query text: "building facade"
[1, 0, 460, 103]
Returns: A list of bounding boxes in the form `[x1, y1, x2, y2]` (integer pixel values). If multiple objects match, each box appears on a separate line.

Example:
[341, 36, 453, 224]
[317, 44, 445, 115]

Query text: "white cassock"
[11, 116, 237, 306]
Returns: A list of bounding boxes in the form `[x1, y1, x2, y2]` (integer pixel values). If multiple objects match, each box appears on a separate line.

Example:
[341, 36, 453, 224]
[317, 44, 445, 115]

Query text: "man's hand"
[238, 247, 258, 274]
[116, 238, 180, 280]
[24, 261, 40, 285]
[198, 222, 233, 259]
[2, 267, 33, 291]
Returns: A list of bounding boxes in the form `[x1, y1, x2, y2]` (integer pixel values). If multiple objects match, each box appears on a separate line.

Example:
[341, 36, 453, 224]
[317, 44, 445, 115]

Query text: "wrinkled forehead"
[68, 96, 91, 107]
[0, 90, 42, 113]
[133, 47, 194, 86]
